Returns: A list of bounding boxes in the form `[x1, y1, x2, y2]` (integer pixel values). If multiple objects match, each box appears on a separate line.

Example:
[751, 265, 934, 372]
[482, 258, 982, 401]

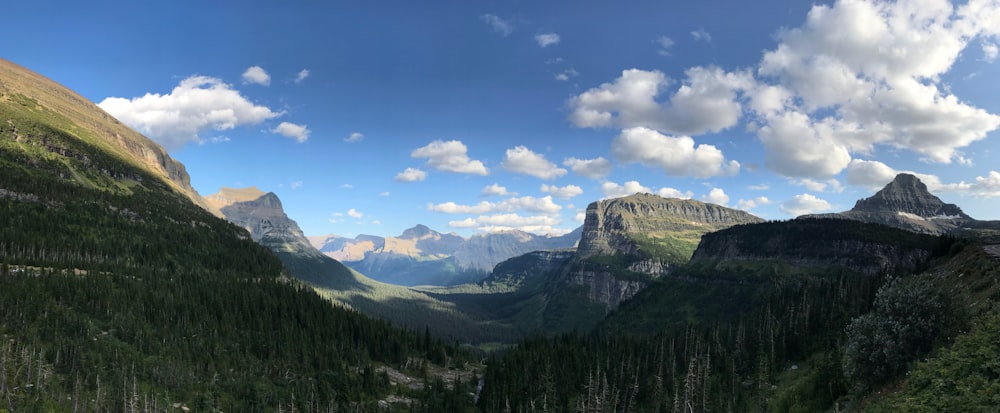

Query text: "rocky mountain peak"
[400, 224, 437, 239]
[852, 174, 969, 218]
[204, 187, 268, 210]
[577, 193, 764, 258]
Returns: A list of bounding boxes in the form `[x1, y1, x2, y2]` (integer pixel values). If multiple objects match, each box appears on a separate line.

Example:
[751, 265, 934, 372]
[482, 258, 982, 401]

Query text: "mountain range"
[308, 225, 581, 286]
[4, 57, 1000, 411]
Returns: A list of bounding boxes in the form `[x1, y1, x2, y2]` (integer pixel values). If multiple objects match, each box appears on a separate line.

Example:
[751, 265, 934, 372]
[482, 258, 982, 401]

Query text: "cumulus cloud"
[568, 67, 753, 136]
[612, 127, 739, 178]
[792, 178, 843, 193]
[656, 36, 675, 56]
[394, 167, 427, 182]
[481, 14, 514, 36]
[737, 196, 771, 211]
[481, 183, 516, 197]
[842, 159, 1000, 197]
[501, 146, 567, 179]
[412, 140, 489, 175]
[969, 171, 1000, 197]
[429, 195, 562, 215]
[540, 184, 583, 199]
[535, 33, 560, 47]
[600, 180, 692, 199]
[347, 208, 363, 219]
[563, 157, 612, 178]
[701, 188, 730, 206]
[780, 194, 833, 216]
[98, 75, 282, 150]
[271, 122, 310, 143]
[294, 69, 310, 83]
[344, 132, 364, 143]
[242, 66, 270, 86]
[752, 0, 1000, 175]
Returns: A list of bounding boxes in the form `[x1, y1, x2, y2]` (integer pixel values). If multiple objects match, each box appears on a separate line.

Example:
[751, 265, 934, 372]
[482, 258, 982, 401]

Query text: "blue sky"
[4, 0, 1000, 238]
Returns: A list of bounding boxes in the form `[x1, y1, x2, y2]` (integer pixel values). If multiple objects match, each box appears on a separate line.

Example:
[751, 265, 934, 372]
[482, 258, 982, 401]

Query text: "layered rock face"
[564, 193, 763, 309]
[210, 188, 319, 257]
[803, 173, 991, 235]
[852, 174, 969, 218]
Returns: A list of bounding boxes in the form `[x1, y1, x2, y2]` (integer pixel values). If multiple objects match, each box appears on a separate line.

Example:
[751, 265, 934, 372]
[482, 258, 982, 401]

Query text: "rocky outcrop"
[566, 269, 647, 310]
[577, 193, 763, 259]
[213, 189, 319, 257]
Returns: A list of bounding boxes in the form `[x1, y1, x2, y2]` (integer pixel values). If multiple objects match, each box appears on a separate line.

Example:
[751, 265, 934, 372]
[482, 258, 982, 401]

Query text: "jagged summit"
[204, 186, 268, 210]
[851, 174, 969, 219]
[801, 173, 999, 235]
[400, 224, 437, 239]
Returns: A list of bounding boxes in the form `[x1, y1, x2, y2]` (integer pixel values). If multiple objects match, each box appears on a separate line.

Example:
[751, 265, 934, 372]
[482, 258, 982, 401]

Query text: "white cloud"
[843, 159, 986, 195]
[429, 195, 562, 215]
[691, 28, 712, 42]
[347, 208, 363, 219]
[748, 184, 770, 190]
[271, 122, 310, 143]
[574, 210, 587, 222]
[379, 191, 390, 196]
[568, 67, 753, 136]
[480, 14, 514, 36]
[295, 69, 310, 83]
[345, 132, 364, 143]
[242, 66, 270, 86]
[737, 196, 771, 211]
[394, 167, 427, 182]
[372, 220, 382, 225]
[340, 184, 353, 189]
[555, 68, 579, 81]
[752, 0, 1000, 174]
[656, 36, 675, 56]
[290, 181, 303, 190]
[448, 213, 565, 235]
[501, 146, 567, 179]
[982, 41, 999, 62]
[600, 180, 692, 199]
[563, 157, 612, 178]
[701, 188, 730, 206]
[792, 178, 843, 193]
[780, 194, 833, 216]
[412, 140, 489, 175]
[98, 75, 282, 150]
[535, 33, 560, 47]
[540, 184, 583, 198]
[969, 171, 1000, 197]
[481, 183, 516, 197]
[612, 127, 739, 178]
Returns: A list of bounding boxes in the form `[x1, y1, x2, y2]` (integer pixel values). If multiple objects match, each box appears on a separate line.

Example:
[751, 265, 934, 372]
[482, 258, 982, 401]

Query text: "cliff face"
[214, 189, 319, 257]
[689, 219, 939, 277]
[577, 193, 764, 259]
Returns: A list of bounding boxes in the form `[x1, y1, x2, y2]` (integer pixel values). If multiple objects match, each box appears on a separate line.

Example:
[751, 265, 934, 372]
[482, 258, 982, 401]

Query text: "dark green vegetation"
[1, 80, 477, 411]
[478, 218, 999, 412]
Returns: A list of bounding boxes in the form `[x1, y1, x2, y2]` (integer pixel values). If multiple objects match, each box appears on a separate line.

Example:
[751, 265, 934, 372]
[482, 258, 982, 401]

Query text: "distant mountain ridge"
[802, 173, 999, 236]
[309, 225, 581, 286]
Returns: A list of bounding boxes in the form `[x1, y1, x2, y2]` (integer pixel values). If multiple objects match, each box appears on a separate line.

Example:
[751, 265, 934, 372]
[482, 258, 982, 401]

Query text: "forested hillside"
[0, 65, 477, 412]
